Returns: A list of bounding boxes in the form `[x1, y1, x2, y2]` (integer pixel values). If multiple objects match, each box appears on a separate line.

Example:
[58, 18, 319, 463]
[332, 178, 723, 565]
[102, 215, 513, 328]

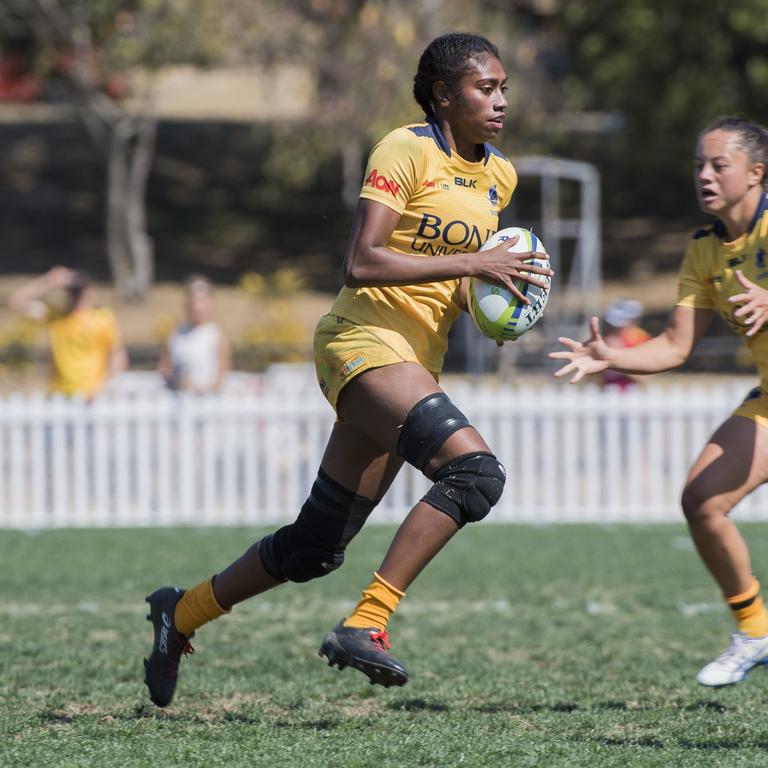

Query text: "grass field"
[4, 524, 768, 767]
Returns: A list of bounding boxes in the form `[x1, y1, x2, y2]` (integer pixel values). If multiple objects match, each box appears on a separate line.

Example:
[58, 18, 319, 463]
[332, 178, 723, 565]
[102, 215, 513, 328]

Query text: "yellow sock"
[343, 572, 405, 631]
[726, 578, 768, 638]
[174, 577, 229, 636]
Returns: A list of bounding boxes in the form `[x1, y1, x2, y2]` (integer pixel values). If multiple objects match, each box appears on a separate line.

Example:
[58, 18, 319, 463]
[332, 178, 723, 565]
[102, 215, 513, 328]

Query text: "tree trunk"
[106, 113, 157, 300]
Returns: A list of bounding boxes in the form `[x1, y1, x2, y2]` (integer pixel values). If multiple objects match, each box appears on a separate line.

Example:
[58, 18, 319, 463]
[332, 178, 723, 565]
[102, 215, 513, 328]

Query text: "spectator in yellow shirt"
[9, 266, 128, 398]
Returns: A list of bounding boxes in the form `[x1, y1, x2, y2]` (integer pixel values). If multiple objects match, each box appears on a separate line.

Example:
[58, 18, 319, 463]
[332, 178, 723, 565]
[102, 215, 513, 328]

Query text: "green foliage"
[14, 0, 768, 244]
[195, 0, 526, 193]
[16, 0, 225, 81]
[239, 268, 312, 368]
[557, 0, 768, 215]
[198, 0, 768, 218]
[4, 524, 768, 767]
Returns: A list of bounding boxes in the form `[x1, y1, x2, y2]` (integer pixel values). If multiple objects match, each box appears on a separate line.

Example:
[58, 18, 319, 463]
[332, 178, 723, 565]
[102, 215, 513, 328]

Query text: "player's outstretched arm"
[8, 266, 73, 321]
[549, 305, 714, 383]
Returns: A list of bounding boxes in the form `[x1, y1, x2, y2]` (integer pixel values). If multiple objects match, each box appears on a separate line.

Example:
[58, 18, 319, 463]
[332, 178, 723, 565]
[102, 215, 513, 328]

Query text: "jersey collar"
[424, 116, 497, 165]
[713, 191, 767, 240]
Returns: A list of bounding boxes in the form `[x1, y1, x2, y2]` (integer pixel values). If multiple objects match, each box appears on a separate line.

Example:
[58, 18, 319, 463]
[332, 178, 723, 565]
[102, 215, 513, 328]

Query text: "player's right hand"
[548, 316, 611, 383]
[471, 235, 554, 301]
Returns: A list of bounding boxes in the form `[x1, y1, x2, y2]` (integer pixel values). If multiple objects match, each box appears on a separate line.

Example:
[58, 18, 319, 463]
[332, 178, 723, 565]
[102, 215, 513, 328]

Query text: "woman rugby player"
[550, 116, 768, 687]
[142, 31, 551, 707]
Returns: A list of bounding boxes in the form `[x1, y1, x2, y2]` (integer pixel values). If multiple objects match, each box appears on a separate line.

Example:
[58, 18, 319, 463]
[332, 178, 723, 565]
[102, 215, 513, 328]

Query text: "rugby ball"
[468, 227, 551, 342]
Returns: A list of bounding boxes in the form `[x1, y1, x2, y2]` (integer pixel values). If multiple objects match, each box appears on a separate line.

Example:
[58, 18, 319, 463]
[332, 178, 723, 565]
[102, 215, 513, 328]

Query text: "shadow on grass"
[473, 697, 730, 716]
[275, 718, 340, 731]
[597, 736, 666, 749]
[131, 703, 342, 731]
[38, 710, 78, 723]
[591, 735, 768, 751]
[36, 695, 733, 742]
[386, 698, 450, 712]
[474, 701, 581, 714]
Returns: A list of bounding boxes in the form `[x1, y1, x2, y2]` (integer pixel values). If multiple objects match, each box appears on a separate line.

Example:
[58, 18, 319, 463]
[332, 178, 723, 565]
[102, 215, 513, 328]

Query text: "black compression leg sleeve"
[259, 468, 378, 583]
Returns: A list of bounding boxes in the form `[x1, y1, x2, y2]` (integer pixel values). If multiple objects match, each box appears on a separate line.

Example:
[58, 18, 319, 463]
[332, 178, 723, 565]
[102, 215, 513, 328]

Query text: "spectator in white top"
[159, 275, 231, 393]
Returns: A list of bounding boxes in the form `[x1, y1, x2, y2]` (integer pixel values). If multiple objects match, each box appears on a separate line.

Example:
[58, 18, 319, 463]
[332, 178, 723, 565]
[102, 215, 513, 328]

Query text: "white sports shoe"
[697, 632, 768, 686]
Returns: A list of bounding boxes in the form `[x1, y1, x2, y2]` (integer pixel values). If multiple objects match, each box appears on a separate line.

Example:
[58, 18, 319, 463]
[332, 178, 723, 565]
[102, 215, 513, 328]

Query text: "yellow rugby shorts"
[314, 314, 438, 411]
[734, 386, 768, 429]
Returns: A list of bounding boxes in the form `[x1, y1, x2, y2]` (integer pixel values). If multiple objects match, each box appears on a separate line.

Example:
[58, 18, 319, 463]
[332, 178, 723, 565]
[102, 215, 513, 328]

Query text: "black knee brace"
[259, 469, 378, 583]
[423, 452, 506, 527]
[397, 392, 471, 471]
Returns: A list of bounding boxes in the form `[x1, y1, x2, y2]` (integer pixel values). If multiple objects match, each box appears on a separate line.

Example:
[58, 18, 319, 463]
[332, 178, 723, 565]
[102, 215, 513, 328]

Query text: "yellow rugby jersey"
[329, 117, 517, 372]
[677, 192, 768, 385]
[48, 306, 120, 397]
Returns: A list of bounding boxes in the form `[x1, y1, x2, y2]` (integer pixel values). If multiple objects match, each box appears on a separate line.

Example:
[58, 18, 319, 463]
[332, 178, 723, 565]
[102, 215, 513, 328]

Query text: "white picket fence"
[1, 380, 766, 528]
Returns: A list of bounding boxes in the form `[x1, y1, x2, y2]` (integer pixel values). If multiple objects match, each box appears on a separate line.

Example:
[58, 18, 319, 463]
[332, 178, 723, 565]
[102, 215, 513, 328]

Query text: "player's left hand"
[548, 316, 611, 383]
[729, 270, 768, 337]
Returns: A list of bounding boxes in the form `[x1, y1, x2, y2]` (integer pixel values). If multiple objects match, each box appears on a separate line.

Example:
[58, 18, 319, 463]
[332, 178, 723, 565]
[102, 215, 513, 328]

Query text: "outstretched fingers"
[550, 336, 583, 354]
[734, 268, 755, 290]
[548, 337, 584, 383]
[548, 316, 607, 384]
[730, 270, 768, 336]
[550, 360, 588, 383]
[747, 315, 768, 336]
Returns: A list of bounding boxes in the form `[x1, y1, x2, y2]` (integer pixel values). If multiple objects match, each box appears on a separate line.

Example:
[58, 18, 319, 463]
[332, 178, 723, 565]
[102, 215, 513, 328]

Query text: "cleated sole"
[318, 638, 408, 688]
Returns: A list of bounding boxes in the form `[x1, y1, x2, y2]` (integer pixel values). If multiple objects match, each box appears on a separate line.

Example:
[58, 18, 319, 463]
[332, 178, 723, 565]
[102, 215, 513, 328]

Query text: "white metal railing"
[1, 380, 766, 528]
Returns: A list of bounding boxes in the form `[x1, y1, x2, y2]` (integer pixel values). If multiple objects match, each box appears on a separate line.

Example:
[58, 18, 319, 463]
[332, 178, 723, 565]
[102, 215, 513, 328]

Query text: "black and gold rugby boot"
[143, 587, 194, 707]
[318, 622, 408, 687]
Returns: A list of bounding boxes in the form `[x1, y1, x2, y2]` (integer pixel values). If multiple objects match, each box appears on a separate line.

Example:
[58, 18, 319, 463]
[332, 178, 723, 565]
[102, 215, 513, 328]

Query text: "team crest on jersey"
[488, 185, 498, 207]
[756, 248, 766, 269]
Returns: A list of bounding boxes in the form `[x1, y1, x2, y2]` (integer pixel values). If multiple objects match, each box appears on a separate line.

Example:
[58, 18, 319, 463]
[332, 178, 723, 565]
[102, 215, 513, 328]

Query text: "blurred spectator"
[600, 299, 651, 390]
[159, 275, 230, 394]
[8, 266, 128, 398]
[0, 51, 42, 103]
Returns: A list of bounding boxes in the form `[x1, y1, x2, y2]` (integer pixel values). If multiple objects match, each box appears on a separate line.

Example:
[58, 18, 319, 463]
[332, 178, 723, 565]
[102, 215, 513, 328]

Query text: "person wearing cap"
[599, 299, 651, 390]
[8, 265, 127, 399]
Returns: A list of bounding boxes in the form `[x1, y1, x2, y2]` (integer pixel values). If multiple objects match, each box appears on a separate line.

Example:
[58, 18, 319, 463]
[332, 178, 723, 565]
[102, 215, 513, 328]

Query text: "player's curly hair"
[413, 32, 500, 117]
[701, 116, 768, 190]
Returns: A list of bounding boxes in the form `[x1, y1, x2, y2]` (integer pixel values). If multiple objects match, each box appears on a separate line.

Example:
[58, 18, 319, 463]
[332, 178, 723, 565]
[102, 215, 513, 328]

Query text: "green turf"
[3, 524, 768, 767]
